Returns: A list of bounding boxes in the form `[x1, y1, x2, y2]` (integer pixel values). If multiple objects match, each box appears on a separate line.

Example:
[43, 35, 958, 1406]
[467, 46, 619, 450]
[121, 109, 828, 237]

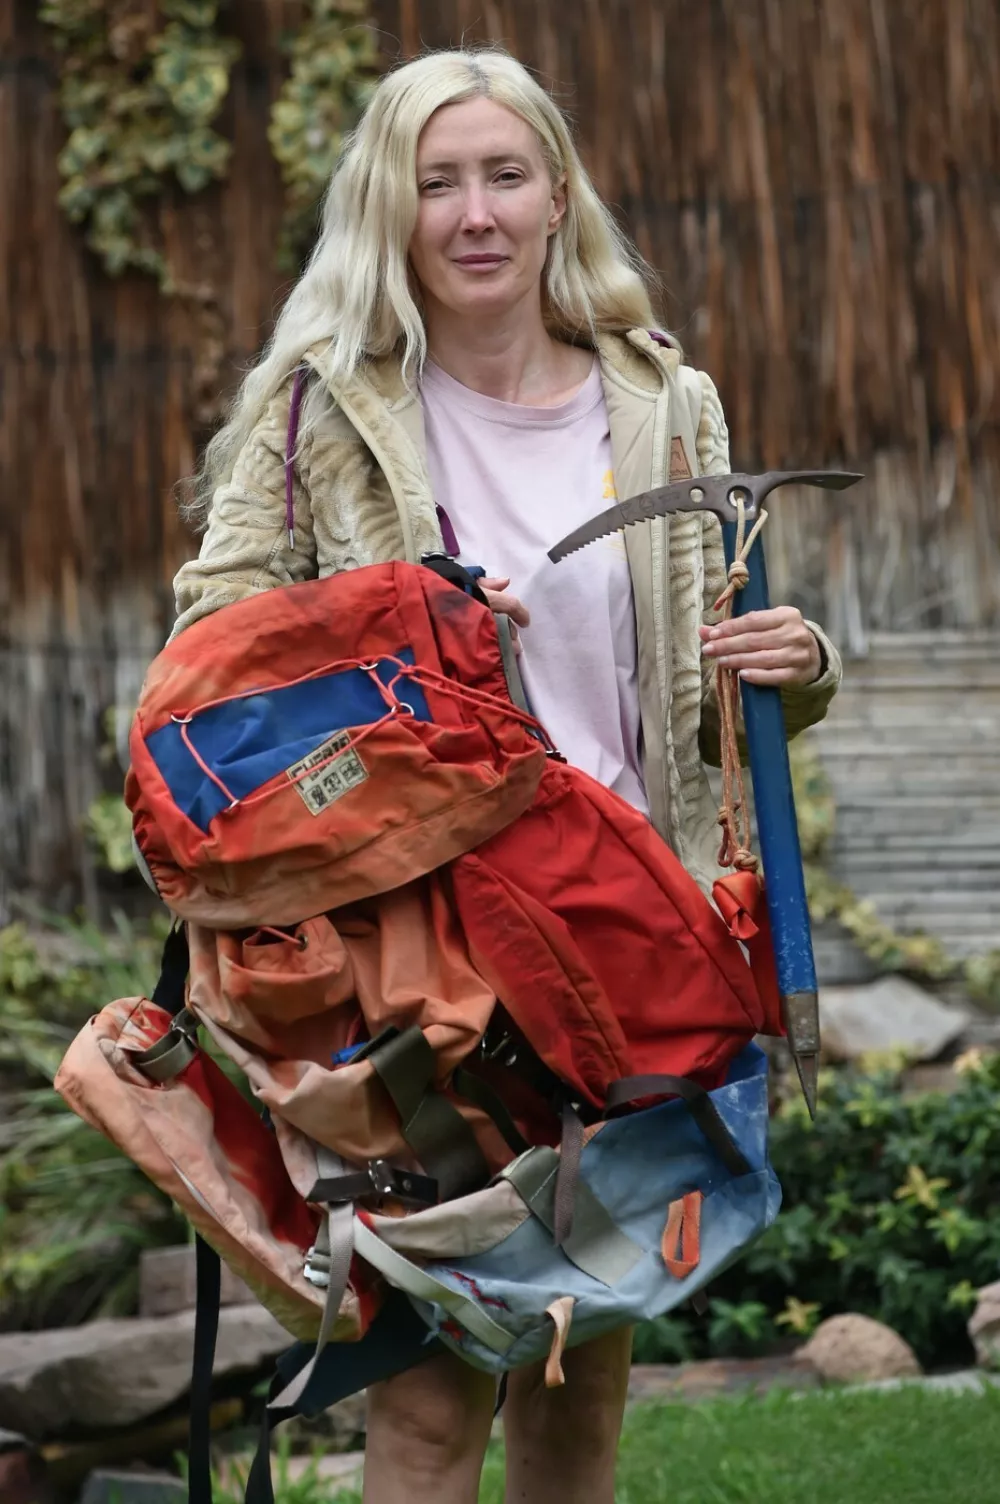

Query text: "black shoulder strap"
[151, 923, 190, 1017]
[187, 1235, 221, 1504]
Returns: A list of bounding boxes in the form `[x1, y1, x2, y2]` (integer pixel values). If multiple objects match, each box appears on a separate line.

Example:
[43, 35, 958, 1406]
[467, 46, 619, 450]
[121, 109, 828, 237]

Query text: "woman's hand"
[480, 576, 530, 653]
[698, 606, 822, 687]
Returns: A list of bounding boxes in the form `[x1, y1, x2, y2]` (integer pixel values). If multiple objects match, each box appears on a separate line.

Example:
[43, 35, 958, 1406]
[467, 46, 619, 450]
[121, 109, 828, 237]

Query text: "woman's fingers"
[700, 606, 821, 686]
[480, 577, 531, 628]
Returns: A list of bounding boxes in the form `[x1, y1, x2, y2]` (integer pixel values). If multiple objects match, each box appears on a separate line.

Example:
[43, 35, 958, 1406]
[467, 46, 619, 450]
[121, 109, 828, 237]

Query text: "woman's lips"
[454, 255, 508, 268]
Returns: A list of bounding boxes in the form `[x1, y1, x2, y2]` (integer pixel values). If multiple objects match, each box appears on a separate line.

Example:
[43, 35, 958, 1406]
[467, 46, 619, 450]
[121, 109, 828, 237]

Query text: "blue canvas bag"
[342, 1042, 779, 1380]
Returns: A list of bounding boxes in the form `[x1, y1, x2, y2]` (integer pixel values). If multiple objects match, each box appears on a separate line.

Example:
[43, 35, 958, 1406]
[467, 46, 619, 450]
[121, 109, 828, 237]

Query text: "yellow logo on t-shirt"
[602, 469, 617, 500]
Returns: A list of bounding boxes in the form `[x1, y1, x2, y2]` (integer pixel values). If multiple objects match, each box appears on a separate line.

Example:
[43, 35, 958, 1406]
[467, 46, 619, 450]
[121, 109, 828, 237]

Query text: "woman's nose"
[459, 184, 496, 232]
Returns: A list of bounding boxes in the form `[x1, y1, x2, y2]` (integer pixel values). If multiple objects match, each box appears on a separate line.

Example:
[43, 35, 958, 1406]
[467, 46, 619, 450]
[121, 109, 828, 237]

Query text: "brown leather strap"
[605, 1074, 751, 1178]
[309, 1160, 438, 1208]
[553, 1102, 585, 1245]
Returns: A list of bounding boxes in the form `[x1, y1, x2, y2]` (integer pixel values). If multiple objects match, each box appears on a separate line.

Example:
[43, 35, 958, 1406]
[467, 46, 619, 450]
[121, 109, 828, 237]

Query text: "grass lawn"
[328, 1382, 1000, 1503]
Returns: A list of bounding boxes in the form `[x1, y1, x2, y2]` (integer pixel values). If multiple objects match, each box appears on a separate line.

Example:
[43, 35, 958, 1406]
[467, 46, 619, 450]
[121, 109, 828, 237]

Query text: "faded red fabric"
[453, 761, 768, 1104]
[128, 564, 547, 928]
[712, 871, 785, 1037]
[57, 560, 789, 1346]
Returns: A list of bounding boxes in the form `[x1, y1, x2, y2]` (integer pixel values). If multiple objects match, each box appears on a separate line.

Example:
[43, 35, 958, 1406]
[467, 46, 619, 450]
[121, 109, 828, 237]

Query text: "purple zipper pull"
[436, 503, 461, 558]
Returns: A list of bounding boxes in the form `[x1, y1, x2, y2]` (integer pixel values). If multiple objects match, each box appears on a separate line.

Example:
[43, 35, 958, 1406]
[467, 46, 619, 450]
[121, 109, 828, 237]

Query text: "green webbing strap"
[502, 1148, 645, 1288]
[271, 1201, 354, 1411]
[494, 614, 532, 714]
[367, 1027, 490, 1200]
[451, 1066, 531, 1159]
[353, 1217, 515, 1355]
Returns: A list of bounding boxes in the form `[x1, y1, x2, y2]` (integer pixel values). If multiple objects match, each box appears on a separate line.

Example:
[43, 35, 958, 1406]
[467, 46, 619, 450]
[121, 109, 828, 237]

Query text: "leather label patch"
[669, 437, 693, 482]
[287, 731, 368, 815]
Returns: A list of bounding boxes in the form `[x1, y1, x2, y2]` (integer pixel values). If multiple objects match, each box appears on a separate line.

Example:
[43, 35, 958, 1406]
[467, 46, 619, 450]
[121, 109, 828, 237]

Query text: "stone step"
[828, 830, 1000, 853]
[821, 776, 998, 798]
[834, 798, 1000, 820]
[851, 629, 1000, 657]
[829, 810, 1000, 833]
[817, 724, 1000, 747]
[822, 733, 1000, 751]
[838, 908, 1000, 937]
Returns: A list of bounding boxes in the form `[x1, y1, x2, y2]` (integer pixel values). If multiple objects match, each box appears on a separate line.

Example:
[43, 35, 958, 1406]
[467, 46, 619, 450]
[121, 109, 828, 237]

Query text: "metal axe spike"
[548, 469, 864, 1116]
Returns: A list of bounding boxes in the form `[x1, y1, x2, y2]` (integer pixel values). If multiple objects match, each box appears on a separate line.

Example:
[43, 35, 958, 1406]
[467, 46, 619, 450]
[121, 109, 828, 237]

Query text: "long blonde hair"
[196, 47, 659, 514]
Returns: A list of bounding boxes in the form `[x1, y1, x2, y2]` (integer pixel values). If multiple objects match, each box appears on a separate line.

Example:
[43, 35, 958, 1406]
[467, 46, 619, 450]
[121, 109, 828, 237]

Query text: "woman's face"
[409, 96, 566, 326]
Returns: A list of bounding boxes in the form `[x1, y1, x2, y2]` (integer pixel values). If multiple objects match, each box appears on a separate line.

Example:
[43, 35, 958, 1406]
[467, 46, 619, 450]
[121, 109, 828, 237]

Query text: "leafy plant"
[0, 914, 184, 1328]
[85, 792, 137, 874]
[268, 0, 379, 271]
[185, 1436, 343, 1504]
[40, 0, 241, 284]
[635, 1052, 1000, 1367]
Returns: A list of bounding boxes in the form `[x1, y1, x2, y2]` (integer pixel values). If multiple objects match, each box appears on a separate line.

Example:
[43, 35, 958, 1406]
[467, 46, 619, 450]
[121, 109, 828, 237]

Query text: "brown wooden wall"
[3, 0, 1000, 907]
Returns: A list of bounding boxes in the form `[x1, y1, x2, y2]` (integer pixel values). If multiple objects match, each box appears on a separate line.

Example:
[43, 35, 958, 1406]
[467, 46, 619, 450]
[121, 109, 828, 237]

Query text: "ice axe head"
[547, 470, 863, 563]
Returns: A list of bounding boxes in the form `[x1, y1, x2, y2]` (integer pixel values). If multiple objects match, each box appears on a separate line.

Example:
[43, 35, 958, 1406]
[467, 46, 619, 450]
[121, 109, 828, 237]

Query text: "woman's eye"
[419, 178, 450, 193]
[496, 169, 523, 184]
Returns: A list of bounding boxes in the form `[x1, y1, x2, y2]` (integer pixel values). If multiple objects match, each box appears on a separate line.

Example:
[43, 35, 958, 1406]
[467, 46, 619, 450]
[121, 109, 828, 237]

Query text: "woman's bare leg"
[363, 1347, 497, 1504]
[502, 1325, 633, 1504]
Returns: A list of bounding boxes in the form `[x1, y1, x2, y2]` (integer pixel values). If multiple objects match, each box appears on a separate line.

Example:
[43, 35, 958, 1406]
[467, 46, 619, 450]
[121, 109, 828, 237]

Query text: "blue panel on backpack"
[147, 651, 430, 832]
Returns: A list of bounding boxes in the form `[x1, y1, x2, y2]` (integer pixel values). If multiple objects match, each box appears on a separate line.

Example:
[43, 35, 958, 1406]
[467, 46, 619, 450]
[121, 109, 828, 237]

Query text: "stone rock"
[0, 1306, 291, 1441]
[968, 1281, 1000, 1370]
[818, 976, 970, 1062]
[901, 1062, 962, 1097]
[217, 1449, 364, 1493]
[139, 1245, 253, 1318]
[79, 1471, 185, 1504]
[800, 1314, 922, 1384]
[626, 1355, 819, 1404]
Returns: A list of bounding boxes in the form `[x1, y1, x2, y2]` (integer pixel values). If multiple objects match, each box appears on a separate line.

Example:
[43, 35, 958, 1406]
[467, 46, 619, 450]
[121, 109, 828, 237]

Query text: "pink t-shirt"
[420, 358, 648, 815]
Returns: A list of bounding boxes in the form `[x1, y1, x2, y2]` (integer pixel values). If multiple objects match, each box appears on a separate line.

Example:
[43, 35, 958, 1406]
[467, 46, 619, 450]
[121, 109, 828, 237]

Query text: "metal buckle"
[172, 1007, 200, 1042]
[366, 1159, 437, 1206]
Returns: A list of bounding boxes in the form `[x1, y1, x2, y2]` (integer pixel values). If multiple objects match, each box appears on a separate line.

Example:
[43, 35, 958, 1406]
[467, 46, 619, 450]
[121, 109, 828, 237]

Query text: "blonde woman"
[174, 47, 840, 1504]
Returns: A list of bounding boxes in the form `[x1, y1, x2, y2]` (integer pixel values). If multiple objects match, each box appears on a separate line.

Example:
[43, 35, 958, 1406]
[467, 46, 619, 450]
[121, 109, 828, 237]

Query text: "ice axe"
[547, 469, 863, 1115]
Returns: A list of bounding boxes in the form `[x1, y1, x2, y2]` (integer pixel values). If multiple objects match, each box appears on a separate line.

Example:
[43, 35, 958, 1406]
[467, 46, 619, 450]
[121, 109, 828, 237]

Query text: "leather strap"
[553, 1102, 585, 1245]
[605, 1074, 751, 1178]
[309, 1160, 438, 1208]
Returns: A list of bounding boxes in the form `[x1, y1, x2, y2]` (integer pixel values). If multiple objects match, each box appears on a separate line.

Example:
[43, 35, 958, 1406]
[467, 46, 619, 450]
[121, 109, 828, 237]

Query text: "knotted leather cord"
[711, 496, 769, 874]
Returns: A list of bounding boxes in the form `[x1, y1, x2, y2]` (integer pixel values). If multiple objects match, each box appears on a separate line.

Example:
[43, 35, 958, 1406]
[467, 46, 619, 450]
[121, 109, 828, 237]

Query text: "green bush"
[0, 915, 184, 1328]
[634, 1053, 1000, 1367]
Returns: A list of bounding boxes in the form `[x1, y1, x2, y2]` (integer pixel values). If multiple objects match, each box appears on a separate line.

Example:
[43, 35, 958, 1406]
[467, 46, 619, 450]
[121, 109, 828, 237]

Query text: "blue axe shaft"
[721, 526, 820, 1114]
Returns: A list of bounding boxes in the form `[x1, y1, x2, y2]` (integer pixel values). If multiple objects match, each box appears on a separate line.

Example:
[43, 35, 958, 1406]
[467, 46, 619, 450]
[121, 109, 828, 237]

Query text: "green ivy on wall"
[42, 0, 380, 287]
[268, 0, 380, 272]
[40, 0, 242, 286]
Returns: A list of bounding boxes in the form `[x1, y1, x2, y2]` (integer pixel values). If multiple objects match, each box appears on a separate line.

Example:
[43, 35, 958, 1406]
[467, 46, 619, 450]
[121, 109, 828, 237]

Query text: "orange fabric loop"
[661, 1190, 704, 1279]
[543, 1295, 576, 1388]
[713, 873, 785, 1037]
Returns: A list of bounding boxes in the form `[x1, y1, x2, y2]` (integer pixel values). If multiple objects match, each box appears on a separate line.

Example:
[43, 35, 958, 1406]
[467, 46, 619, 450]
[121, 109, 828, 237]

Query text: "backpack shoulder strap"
[284, 366, 308, 548]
